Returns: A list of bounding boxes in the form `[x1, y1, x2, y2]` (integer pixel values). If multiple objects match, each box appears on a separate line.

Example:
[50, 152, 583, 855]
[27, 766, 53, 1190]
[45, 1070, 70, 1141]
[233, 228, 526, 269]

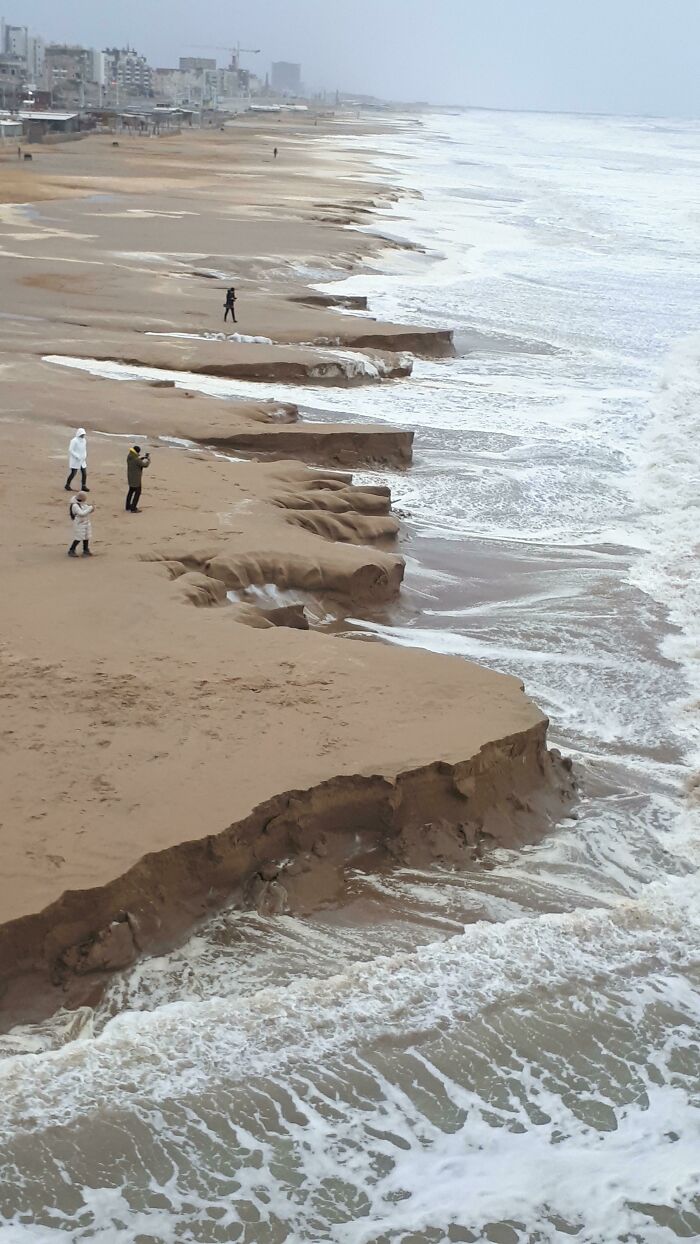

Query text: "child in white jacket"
[68, 492, 94, 557]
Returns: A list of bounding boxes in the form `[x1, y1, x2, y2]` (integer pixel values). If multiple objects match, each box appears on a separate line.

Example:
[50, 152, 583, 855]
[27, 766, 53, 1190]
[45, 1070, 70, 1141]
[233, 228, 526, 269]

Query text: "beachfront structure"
[179, 57, 216, 72]
[153, 64, 253, 111]
[2, 24, 44, 85]
[45, 46, 106, 106]
[0, 17, 46, 103]
[0, 109, 22, 141]
[103, 47, 153, 99]
[18, 109, 81, 140]
[271, 61, 301, 95]
[0, 51, 23, 106]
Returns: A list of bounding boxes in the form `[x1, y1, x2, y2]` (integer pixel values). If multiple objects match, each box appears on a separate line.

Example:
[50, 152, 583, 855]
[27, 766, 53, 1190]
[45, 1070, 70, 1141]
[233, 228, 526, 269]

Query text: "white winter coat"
[68, 429, 87, 470]
[69, 499, 93, 540]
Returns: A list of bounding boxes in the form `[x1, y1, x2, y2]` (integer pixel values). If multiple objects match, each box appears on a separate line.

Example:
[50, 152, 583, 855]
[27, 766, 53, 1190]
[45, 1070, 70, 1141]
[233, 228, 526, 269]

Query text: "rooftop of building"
[17, 109, 79, 121]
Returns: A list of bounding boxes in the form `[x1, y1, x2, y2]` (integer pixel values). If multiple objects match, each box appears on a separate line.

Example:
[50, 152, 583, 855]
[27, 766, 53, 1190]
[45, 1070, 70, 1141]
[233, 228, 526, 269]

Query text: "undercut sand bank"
[0, 115, 575, 1029]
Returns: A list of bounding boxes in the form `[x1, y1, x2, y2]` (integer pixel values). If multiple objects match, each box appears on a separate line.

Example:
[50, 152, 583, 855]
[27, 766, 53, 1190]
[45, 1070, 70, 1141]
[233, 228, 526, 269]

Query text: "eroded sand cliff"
[0, 114, 575, 1029]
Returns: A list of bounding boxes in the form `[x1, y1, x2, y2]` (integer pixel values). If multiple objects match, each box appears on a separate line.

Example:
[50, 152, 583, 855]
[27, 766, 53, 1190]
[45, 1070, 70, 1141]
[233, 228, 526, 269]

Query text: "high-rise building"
[0, 51, 25, 107]
[179, 57, 216, 71]
[0, 20, 46, 90]
[26, 35, 45, 86]
[271, 61, 301, 95]
[104, 47, 153, 97]
[45, 45, 104, 103]
[155, 59, 255, 109]
[4, 23, 28, 58]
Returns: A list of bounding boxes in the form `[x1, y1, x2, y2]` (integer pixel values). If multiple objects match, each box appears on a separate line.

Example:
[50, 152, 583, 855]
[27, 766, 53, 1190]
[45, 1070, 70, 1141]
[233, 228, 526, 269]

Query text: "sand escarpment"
[0, 120, 578, 1038]
[158, 464, 404, 615]
[0, 708, 575, 1029]
[52, 339, 414, 387]
[5, 357, 414, 470]
[199, 424, 414, 469]
[327, 326, 454, 358]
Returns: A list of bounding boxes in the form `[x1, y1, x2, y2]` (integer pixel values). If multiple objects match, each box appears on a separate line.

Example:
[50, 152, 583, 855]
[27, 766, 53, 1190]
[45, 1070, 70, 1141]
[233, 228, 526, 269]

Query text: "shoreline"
[0, 114, 575, 1032]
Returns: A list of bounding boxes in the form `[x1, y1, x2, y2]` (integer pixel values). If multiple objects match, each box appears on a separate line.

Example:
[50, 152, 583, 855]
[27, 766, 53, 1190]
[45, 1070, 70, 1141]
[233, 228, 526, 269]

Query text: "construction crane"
[191, 44, 260, 71]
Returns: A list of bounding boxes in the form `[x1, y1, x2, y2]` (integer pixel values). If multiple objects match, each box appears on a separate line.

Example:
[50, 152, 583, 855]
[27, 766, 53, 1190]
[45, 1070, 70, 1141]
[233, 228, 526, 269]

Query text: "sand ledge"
[0, 726, 575, 1031]
[0, 119, 576, 1035]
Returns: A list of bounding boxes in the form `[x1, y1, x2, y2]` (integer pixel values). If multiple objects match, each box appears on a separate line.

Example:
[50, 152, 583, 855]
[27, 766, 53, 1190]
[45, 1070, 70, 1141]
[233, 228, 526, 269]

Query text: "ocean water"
[9, 110, 700, 1241]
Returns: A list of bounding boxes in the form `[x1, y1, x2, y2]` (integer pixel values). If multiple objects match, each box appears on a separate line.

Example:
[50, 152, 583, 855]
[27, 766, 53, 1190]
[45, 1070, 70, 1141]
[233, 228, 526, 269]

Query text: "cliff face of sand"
[54, 343, 417, 386]
[0, 115, 577, 1030]
[0, 724, 574, 1024]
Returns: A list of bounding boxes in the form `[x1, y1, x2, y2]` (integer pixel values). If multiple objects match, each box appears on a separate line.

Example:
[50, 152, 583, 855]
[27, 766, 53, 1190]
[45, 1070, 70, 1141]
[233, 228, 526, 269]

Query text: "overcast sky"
[14, 0, 700, 116]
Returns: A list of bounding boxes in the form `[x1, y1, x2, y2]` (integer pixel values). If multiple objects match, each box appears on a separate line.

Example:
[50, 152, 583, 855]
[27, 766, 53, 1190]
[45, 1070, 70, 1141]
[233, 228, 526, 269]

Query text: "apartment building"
[104, 47, 153, 97]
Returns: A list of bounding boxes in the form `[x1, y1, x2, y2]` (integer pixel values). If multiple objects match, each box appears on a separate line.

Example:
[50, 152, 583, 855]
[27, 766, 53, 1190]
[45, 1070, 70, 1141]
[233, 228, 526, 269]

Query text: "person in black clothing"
[126, 445, 150, 513]
[224, 287, 237, 323]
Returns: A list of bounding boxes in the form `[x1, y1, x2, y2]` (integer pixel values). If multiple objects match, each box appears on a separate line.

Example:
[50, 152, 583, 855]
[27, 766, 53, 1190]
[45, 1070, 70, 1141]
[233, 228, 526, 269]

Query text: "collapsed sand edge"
[0, 723, 575, 1031]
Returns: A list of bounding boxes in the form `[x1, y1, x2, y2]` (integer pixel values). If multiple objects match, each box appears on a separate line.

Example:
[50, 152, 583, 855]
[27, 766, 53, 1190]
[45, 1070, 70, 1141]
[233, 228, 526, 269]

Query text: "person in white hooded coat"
[65, 428, 89, 492]
[68, 492, 94, 557]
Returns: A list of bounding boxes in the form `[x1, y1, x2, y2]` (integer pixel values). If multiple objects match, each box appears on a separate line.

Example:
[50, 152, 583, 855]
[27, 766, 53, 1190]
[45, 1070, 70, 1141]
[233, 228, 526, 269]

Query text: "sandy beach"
[0, 115, 574, 1028]
[1, 96, 699, 1242]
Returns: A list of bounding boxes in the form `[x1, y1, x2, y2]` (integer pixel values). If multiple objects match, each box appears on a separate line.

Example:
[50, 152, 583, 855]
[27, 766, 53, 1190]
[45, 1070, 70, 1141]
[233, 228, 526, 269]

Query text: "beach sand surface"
[0, 116, 573, 1027]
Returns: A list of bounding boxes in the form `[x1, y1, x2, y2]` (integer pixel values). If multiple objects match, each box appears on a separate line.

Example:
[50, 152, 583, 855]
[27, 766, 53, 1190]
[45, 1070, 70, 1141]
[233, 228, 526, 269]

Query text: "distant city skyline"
[9, 0, 700, 116]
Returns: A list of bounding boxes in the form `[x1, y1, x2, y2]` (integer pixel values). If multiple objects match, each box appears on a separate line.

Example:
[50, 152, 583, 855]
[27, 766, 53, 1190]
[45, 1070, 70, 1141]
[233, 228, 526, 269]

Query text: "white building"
[91, 50, 107, 88]
[154, 64, 247, 109]
[0, 108, 22, 141]
[4, 22, 27, 57]
[104, 47, 153, 97]
[26, 35, 45, 86]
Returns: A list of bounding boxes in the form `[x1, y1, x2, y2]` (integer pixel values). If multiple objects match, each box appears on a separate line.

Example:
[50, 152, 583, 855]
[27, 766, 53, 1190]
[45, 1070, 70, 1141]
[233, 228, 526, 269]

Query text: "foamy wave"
[630, 333, 700, 755]
[0, 880, 698, 1240]
[0, 878, 697, 1113]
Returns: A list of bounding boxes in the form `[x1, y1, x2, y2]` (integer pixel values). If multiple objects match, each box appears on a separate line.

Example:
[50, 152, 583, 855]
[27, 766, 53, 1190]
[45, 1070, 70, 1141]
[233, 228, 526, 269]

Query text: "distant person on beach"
[273, 146, 278, 159]
[68, 492, 94, 557]
[126, 445, 150, 513]
[224, 287, 237, 323]
[65, 428, 89, 492]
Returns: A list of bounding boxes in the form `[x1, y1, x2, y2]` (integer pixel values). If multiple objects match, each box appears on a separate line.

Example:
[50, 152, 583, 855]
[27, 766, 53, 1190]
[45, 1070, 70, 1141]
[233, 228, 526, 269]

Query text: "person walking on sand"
[273, 146, 278, 159]
[68, 492, 94, 557]
[65, 428, 89, 492]
[126, 444, 150, 513]
[223, 286, 237, 324]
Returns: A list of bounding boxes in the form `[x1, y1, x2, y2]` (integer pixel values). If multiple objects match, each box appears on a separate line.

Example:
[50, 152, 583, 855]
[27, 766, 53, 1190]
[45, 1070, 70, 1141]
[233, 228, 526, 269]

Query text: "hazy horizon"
[11, 0, 700, 118]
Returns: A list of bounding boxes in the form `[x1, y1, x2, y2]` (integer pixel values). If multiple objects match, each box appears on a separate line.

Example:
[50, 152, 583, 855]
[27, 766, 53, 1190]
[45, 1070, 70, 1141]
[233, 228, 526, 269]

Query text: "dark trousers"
[69, 538, 90, 553]
[66, 467, 87, 490]
[224, 305, 237, 322]
[126, 486, 142, 512]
